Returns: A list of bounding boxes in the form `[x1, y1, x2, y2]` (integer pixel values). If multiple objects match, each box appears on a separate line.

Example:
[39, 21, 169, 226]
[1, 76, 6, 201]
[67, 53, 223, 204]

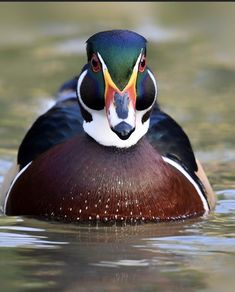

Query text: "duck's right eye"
[91, 54, 101, 72]
[139, 55, 147, 73]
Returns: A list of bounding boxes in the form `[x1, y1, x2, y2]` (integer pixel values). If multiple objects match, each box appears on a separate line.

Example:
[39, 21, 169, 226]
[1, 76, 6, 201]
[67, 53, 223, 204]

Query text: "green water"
[0, 3, 235, 291]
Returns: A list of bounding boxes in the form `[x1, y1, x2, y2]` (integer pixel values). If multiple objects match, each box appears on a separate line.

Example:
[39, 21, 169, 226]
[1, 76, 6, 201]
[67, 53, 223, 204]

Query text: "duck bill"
[104, 68, 137, 140]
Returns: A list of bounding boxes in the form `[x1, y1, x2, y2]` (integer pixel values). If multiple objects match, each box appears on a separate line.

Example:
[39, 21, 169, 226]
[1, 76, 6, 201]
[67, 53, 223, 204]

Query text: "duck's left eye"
[91, 54, 101, 72]
[139, 55, 146, 72]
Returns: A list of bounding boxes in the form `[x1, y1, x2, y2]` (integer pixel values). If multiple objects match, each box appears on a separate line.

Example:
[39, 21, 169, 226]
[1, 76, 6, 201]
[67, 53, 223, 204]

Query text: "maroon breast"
[5, 135, 205, 222]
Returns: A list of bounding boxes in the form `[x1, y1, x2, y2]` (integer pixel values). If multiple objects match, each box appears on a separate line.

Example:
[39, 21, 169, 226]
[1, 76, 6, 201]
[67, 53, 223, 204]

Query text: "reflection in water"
[0, 2, 235, 292]
[0, 201, 234, 291]
[0, 229, 68, 249]
[0, 218, 208, 291]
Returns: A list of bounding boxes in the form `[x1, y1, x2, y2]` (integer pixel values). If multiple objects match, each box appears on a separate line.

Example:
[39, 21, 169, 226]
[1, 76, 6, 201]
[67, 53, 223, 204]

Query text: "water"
[0, 3, 235, 291]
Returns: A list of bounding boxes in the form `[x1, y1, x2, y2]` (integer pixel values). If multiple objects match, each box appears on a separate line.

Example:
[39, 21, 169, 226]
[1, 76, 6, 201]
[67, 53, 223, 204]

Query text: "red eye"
[139, 55, 146, 72]
[91, 54, 101, 72]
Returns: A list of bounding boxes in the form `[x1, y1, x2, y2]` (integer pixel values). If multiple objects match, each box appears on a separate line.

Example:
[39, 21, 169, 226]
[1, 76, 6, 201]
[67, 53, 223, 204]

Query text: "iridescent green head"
[77, 30, 157, 148]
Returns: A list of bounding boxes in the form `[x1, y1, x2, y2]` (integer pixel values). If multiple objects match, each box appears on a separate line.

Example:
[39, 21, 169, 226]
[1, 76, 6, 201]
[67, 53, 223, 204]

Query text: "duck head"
[77, 30, 157, 148]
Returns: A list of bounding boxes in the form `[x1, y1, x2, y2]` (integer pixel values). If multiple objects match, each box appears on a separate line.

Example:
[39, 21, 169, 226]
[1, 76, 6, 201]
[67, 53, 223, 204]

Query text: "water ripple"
[91, 259, 150, 268]
[141, 235, 235, 257]
[0, 226, 68, 249]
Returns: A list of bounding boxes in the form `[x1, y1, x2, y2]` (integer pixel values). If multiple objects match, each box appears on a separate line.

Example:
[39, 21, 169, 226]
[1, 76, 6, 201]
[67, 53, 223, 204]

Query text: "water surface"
[0, 3, 235, 291]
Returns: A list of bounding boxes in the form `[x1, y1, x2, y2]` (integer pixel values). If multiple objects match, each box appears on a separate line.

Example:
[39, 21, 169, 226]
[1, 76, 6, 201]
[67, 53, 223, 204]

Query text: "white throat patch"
[84, 107, 150, 148]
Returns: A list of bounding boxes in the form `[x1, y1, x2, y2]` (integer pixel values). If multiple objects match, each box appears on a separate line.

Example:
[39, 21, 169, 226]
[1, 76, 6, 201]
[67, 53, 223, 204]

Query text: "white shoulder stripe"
[3, 162, 32, 214]
[162, 157, 209, 212]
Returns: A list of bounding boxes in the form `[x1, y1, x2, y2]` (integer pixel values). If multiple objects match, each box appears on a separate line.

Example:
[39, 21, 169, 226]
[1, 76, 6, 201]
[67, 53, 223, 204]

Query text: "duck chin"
[83, 109, 150, 148]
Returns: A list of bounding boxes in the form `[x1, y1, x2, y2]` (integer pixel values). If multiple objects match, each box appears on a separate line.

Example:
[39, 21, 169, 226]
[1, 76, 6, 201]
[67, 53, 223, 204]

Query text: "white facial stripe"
[162, 157, 210, 212]
[77, 69, 93, 114]
[97, 52, 107, 72]
[134, 50, 143, 73]
[147, 69, 158, 98]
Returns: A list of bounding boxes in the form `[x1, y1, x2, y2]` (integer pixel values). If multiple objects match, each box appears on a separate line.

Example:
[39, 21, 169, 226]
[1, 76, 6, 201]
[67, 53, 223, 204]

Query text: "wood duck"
[3, 30, 216, 223]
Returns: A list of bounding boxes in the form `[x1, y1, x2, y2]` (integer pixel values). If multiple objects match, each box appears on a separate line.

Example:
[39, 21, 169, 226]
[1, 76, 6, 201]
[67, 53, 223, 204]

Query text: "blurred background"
[0, 2, 235, 189]
[0, 3, 235, 292]
[0, 3, 235, 156]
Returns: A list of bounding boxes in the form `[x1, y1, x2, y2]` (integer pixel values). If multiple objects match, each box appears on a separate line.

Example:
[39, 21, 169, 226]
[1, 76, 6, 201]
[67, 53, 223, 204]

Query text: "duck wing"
[17, 77, 83, 169]
[146, 105, 198, 173]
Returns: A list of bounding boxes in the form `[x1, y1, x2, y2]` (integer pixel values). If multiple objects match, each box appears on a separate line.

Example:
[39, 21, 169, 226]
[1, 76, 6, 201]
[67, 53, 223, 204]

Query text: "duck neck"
[83, 108, 150, 148]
